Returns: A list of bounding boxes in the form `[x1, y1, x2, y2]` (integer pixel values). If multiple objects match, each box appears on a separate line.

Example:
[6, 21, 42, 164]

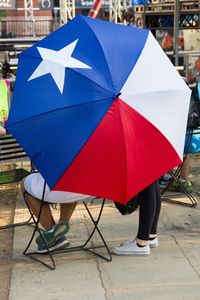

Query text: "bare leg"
[59, 202, 77, 222]
[179, 156, 190, 181]
[21, 183, 55, 230]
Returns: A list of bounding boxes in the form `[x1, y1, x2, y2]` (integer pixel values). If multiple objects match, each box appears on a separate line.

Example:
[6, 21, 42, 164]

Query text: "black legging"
[137, 180, 161, 241]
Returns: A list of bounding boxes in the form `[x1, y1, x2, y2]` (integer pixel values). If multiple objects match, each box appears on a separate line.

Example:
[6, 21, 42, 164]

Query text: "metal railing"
[0, 20, 56, 37]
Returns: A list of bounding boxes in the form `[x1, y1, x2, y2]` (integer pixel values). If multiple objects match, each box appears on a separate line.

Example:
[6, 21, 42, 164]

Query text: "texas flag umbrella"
[6, 16, 191, 204]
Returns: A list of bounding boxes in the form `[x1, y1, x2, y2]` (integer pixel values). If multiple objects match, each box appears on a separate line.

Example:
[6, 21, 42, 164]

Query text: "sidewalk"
[8, 192, 200, 300]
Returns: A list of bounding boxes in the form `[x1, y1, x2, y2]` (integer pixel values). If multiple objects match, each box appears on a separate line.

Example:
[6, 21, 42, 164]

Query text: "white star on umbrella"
[28, 39, 92, 93]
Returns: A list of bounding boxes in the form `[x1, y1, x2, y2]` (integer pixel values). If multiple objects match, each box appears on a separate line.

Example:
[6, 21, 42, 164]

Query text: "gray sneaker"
[112, 240, 150, 256]
[36, 235, 70, 254]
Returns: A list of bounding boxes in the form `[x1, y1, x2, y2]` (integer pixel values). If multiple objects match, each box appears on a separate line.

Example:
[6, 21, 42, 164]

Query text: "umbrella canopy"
[6, 16, 191, 204]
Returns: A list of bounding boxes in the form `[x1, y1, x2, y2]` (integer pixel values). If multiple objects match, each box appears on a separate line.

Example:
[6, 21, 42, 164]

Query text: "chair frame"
[23, 182, 112, 270]
[161, 128, 198, 207]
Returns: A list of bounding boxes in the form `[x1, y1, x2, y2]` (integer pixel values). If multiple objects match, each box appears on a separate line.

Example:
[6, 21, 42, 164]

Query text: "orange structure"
[195, 57, 200, 73]
[161, 32, 173, 51]
[88, 0, 103, 18]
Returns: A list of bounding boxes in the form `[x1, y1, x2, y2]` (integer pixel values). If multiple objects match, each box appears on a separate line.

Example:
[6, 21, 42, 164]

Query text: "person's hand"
[0, 126, 6, 137]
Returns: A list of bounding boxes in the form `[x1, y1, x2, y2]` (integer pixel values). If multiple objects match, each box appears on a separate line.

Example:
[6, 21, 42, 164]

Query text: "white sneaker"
[121, 237, 159, 249]
[112, 240, 150, 256]
[149, 237, 159, 248]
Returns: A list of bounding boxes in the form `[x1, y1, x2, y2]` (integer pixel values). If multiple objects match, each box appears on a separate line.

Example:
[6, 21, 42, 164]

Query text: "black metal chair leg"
[161, 129, 198, 207]
[22, 184, 56, 270]
[53, 199, 112, 262]
[81, 199, 112, 261]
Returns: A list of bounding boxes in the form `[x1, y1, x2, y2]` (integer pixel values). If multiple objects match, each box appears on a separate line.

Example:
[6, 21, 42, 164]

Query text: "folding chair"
[0, 134, 33, 230]
[22, 181, 112, 270]
[161, 128, 198, 207]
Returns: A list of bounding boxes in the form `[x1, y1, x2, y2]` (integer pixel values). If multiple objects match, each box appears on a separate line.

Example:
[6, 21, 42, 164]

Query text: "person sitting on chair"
[21, 172, 91, 253]
[159, 156, 193, 193]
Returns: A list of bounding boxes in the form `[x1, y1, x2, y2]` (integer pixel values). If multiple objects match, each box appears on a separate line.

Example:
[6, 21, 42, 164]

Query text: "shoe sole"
[112, 249, 150, 256]
[150, 243, 159, 248]
[37, 240, 70, 254]
[121, 240, 159, 249]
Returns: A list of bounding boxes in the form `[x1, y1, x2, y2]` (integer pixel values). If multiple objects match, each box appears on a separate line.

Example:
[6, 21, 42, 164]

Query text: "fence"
[0, 20, 55, 37]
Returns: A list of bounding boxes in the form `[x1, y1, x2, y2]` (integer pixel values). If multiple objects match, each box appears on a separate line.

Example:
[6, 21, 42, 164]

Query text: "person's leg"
[21, 178, 72, 253]
[179, 156, 190, 181]
[59, 202, 77, 222]
[112, 181, 159, 256]
[21, 182, 55, 230]
[136, 181, 158, 246]
[149, 180, 161, 237]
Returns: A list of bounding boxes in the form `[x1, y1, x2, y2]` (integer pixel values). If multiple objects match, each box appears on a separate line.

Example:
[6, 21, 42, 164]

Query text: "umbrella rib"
[117, 103, 128, 202]
[68, 68, 114, 97]
[79, 17, 116, 93]
[6, 97, 114, 127]
[50, 118, 103, 192]
[125, 89, 190, 97]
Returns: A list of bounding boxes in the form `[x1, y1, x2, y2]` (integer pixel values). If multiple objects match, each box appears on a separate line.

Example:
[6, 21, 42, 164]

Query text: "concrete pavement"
[8, 191, 200, 300]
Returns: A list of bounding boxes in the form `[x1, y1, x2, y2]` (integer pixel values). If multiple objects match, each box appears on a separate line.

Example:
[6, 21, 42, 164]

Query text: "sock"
[149, 237, 157, 241]
[137, 243, 147, 247]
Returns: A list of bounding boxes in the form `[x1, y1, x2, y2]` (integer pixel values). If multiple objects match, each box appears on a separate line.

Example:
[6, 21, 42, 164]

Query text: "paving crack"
[171, 233, 200, 279]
